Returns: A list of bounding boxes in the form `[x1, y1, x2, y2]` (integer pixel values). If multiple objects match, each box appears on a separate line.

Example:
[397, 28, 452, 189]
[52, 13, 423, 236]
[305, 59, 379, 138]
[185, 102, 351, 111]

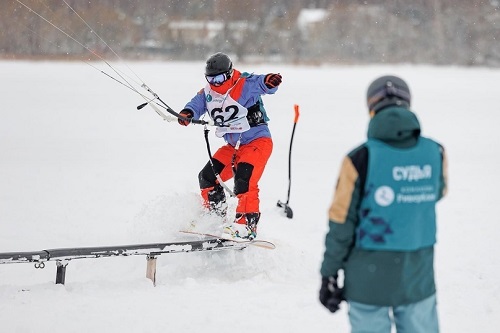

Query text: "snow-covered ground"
[0, 61, 499, 332]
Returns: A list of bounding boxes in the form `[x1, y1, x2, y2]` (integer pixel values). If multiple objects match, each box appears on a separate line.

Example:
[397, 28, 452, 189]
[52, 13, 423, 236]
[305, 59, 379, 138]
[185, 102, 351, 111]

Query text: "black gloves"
[319, 276, 344, 313]
[178, 109, 194, 126]
[264, 73, 282, 89]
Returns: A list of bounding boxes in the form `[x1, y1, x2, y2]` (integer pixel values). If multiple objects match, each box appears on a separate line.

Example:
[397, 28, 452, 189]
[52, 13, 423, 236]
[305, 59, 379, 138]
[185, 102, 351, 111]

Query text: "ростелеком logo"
[374, 186, 395, 207]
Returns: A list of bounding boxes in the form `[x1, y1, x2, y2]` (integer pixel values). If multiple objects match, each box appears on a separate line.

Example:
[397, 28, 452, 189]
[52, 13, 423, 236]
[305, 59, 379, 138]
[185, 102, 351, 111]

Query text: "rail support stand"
[146, 255, 157, 286]
[56, 261, 69, 285]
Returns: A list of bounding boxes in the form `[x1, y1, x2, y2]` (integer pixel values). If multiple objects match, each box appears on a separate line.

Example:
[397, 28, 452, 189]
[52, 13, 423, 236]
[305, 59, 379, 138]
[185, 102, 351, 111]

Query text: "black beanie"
[367, 75, 411, 113]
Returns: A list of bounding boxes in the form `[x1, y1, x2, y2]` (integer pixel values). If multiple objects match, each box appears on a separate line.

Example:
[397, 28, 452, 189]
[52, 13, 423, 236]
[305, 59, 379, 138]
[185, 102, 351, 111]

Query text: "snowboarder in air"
[178, 52, 282, 240]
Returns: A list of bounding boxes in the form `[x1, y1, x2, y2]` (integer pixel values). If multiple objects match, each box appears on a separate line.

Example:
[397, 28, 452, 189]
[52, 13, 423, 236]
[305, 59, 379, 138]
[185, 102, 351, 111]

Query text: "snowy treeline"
[2, 0, 500, 66]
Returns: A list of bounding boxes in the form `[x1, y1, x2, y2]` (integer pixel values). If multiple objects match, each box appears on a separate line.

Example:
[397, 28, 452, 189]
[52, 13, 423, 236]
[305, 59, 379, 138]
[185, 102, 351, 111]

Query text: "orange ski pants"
[201, 137, 273, 214]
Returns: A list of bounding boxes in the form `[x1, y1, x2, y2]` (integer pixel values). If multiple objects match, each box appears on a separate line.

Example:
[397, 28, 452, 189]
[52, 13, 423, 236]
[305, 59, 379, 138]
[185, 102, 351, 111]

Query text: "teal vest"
[357, 137, 441, 251]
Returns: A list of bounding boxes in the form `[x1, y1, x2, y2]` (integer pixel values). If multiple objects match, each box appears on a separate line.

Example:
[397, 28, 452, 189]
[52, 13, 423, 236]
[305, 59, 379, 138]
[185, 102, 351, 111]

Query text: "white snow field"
[1, 61, 499, 332]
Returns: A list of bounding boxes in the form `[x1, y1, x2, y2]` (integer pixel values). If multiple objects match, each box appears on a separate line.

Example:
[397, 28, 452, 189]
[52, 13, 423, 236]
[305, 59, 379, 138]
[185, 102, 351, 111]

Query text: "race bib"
[205, 86, 250, 137]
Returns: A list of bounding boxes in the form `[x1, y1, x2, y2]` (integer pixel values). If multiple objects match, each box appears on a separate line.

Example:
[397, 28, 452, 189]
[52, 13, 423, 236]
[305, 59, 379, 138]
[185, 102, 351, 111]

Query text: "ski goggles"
[205, 71, 231, 86]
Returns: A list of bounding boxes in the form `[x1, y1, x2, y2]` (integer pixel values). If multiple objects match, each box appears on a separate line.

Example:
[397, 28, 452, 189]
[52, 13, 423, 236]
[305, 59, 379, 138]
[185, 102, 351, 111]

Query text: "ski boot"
[223, 212, 260, 240]
[205, 184, 228, 218]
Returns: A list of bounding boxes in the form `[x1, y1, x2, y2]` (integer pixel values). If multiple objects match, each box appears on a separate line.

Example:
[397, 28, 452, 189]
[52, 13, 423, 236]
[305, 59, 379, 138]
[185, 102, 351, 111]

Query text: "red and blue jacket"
[183, 70, 278, 146]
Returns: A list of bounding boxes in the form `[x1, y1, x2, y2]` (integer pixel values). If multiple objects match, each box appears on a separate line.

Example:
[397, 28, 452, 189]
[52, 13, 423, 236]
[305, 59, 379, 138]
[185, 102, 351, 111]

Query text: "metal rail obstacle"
[0, 238, 247, 286]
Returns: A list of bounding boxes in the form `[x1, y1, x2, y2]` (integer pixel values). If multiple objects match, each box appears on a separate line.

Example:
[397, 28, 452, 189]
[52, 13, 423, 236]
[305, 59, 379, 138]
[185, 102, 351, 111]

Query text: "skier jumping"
[178, 52, 282, 240]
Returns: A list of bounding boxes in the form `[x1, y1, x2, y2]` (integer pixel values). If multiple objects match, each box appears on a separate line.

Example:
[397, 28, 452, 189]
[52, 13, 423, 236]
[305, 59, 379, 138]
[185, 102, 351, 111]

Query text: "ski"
[179, 230, 276, 250]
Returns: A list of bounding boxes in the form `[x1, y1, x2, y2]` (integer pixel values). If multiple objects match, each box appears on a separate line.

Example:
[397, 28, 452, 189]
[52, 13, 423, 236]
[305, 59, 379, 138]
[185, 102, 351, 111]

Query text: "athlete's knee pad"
[234, 162, 254, 195]
[198, 158, 225, 189]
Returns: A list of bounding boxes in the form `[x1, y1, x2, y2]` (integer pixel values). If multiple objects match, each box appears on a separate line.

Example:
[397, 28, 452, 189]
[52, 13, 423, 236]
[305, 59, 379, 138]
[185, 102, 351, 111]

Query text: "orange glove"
[264, 73, 282, 89]
[178, 109, 194, 126]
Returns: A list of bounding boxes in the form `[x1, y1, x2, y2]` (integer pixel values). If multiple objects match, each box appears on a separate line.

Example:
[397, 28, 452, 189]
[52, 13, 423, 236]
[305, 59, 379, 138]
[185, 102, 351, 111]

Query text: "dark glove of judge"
[319, 276, 344, 313]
